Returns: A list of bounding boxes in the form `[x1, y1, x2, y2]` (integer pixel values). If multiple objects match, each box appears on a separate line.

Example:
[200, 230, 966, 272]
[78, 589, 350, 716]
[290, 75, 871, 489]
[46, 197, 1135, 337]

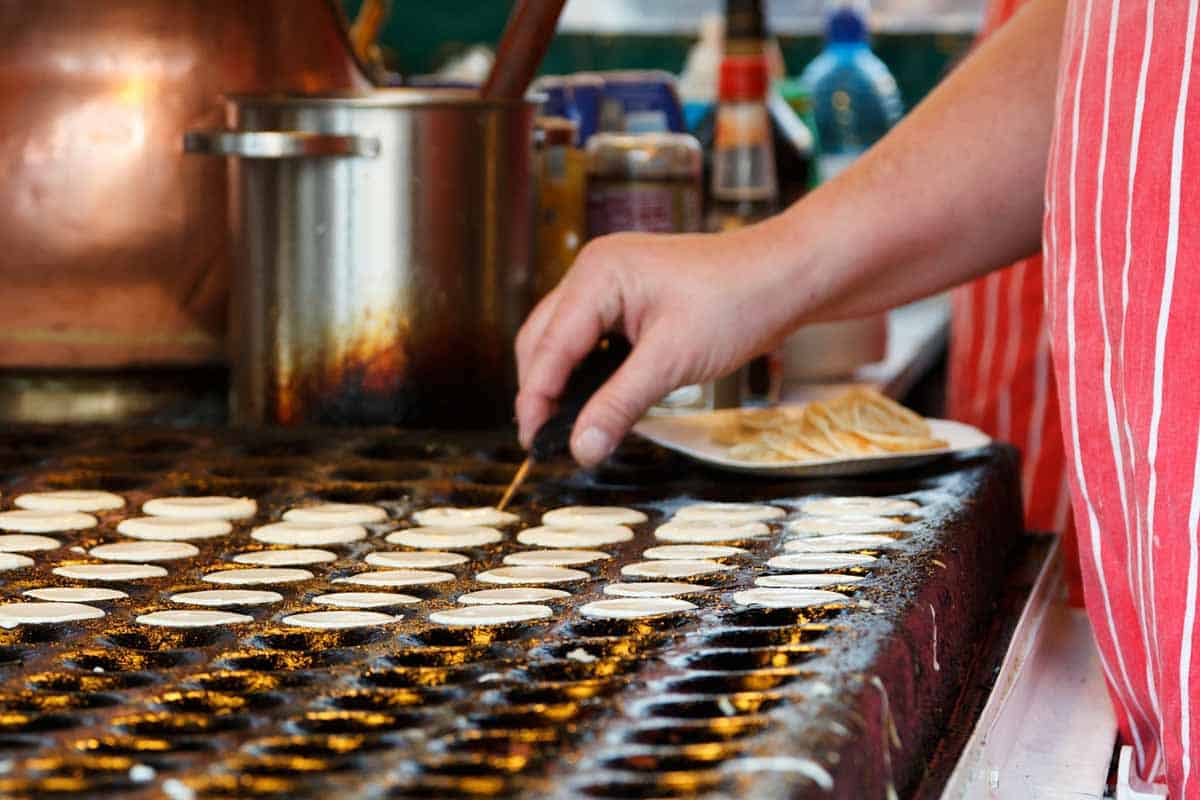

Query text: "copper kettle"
[0, 0, 376, 369]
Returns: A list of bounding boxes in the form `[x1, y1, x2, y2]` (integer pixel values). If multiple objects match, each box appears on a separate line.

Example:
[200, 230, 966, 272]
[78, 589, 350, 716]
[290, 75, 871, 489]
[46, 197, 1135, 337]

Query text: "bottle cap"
[828, 6, 867, 44]
[725, 0, 767, 41]
[718, 55, 769, 101]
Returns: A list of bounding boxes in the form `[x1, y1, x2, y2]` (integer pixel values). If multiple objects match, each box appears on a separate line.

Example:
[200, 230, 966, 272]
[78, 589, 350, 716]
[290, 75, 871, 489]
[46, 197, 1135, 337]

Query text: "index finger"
[515, 279, 622, 445]
[515, 285, 563, 388]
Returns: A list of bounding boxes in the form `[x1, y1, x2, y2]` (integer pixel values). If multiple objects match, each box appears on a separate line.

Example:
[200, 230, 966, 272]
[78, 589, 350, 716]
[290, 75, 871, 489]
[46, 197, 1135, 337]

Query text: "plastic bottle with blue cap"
[800, 1, 904, 183]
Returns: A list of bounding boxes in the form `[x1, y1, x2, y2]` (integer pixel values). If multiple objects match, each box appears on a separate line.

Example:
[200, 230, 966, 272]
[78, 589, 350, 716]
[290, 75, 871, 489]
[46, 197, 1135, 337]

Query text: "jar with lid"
[585, 132, 702, 238]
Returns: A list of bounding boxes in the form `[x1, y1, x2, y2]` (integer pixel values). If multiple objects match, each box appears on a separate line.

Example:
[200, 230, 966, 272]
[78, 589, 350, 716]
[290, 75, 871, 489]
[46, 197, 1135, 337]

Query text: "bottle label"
[713, 146, 775, 200]
[586, 183, 701, 237]
[712, 103, 777, 202]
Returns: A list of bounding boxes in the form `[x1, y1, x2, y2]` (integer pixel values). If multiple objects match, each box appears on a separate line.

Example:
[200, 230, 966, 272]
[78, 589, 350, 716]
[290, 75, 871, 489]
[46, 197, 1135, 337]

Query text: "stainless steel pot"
[186, 90, 538, 428]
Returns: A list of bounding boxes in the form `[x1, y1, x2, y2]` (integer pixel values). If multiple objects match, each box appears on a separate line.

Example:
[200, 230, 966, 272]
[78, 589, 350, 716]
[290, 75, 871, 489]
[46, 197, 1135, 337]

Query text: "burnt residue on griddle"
[0, 426, 1020, 800]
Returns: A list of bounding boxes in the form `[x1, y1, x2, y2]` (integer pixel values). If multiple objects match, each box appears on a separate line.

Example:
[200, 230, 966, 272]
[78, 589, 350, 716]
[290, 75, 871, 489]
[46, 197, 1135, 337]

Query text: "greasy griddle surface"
[0, 427, 1021, 799]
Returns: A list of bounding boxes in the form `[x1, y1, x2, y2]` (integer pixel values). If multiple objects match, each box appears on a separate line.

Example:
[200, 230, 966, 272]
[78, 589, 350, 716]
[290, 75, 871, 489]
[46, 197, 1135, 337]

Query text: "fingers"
[514, 238, 618, 448]
[570, 334, 680, 466]
[515, 286, 562, 387]
[514, 390, 553, 450]
[515, 288, 567, 450]
[515, 277, 618, 446]
[515, 236, 632, 447]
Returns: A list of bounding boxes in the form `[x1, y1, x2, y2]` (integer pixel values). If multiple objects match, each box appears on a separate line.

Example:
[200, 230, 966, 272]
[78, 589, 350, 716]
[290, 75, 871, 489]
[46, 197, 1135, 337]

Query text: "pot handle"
[183, 131, 380, 158]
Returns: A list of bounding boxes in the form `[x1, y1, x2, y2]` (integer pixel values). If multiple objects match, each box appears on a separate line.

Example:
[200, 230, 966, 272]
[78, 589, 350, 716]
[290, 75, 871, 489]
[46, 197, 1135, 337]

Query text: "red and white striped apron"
[1045, 0, 1200, 793]
[949, 258, 1073, 536]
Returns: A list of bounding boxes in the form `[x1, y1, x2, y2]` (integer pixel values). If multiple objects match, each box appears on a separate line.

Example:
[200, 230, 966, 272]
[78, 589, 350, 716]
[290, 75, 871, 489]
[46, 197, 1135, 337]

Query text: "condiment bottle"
[705, 0, 782, 405]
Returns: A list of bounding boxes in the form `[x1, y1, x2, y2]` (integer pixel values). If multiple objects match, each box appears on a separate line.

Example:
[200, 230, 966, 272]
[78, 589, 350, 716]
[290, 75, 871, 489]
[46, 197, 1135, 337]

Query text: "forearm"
[757, 0, 1067, 324]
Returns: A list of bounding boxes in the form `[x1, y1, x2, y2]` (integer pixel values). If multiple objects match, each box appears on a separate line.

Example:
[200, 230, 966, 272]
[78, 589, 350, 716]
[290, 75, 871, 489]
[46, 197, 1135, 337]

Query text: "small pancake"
[602, 581, 712, 598]
[515, 526, 633, 548]
[732, 588, 850, 608]
[332, 569, 455, 587]
[233, 549, 337, 567]
[579, 598, 697, 619]
[654, 520, 769, 543]
[142, 496, 256, 520]
[0, 602, 105, 627]
[0, 510, 97, 533]
[782, 535, 898, 553]
[620, 559, 731, 579]
[14, 490, 125, 513]
[117, 517, 232, 541]
[23, 587, 128, 603]
[475, 566, 589, 585]
[251, 521, 366, 547]
[385, 526, 502, 550]
[202, 568, 313, 586]
[429, 604, 552, 627]
[411, 507, 519, 528]
[169, 589, 283, 607]
[766, 553, 877, 572]
[0, 553, 34, 571]
[53, 563, 167, 581]
[457, 587, 571, 605]
[136, 610, 252, 627]
[672, 502, 785, 524]
[0, 534, 59, 553]
[311, 592, 422, 609]
[282, 503, 387, 525]
[754, 573, 865, 589]
[365, 551, 468, 569]
[642, 544, 746, 560]
[542, 506, 647, 528]
[281, 611, 399, 629]
[89, 541, 199, 562]
[502, 549, 609, 567]
[786, 517, 901, 536]
[799, 496, 918, 518]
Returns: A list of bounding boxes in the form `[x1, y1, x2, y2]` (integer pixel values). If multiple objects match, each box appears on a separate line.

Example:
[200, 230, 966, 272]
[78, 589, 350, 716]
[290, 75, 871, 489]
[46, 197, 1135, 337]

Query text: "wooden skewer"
[497, 456, 533, 512]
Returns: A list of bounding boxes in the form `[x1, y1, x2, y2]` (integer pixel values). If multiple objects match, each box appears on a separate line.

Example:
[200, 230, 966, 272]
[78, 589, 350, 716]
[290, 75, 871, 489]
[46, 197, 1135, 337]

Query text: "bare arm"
[516, 0, 1067, 465]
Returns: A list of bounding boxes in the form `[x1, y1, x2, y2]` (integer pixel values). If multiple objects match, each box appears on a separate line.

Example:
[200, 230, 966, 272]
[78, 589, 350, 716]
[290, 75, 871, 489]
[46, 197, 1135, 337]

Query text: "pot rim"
[223, 88, 544, 110]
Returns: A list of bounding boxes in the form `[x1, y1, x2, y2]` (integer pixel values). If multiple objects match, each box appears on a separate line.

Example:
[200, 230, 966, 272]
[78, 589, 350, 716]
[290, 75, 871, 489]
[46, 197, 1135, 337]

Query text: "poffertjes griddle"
[0, 426, 1021, 799]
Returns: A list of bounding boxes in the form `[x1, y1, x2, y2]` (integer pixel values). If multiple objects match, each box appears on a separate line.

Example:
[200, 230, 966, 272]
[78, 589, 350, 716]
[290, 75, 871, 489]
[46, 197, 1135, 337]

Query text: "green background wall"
[342, 1, 975, 108]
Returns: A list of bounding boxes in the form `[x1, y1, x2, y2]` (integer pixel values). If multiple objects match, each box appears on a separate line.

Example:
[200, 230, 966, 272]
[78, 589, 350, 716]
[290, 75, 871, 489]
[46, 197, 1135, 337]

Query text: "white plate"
[633, 411, 990, 478]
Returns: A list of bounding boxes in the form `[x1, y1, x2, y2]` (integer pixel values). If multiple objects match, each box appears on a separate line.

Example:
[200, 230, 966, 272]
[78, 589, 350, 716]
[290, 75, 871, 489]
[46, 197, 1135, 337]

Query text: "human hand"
[515, 224, 803, 466]
[515, 0, 1066, 469]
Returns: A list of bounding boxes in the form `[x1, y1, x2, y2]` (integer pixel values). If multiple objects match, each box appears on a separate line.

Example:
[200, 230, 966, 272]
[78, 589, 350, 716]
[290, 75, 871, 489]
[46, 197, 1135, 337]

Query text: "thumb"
[570, 338, 681, 467]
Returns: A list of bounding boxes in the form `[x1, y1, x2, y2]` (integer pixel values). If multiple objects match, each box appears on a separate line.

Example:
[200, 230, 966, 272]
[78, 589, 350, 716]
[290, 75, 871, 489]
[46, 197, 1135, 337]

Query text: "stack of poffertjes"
[712, 387, 948, 463]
